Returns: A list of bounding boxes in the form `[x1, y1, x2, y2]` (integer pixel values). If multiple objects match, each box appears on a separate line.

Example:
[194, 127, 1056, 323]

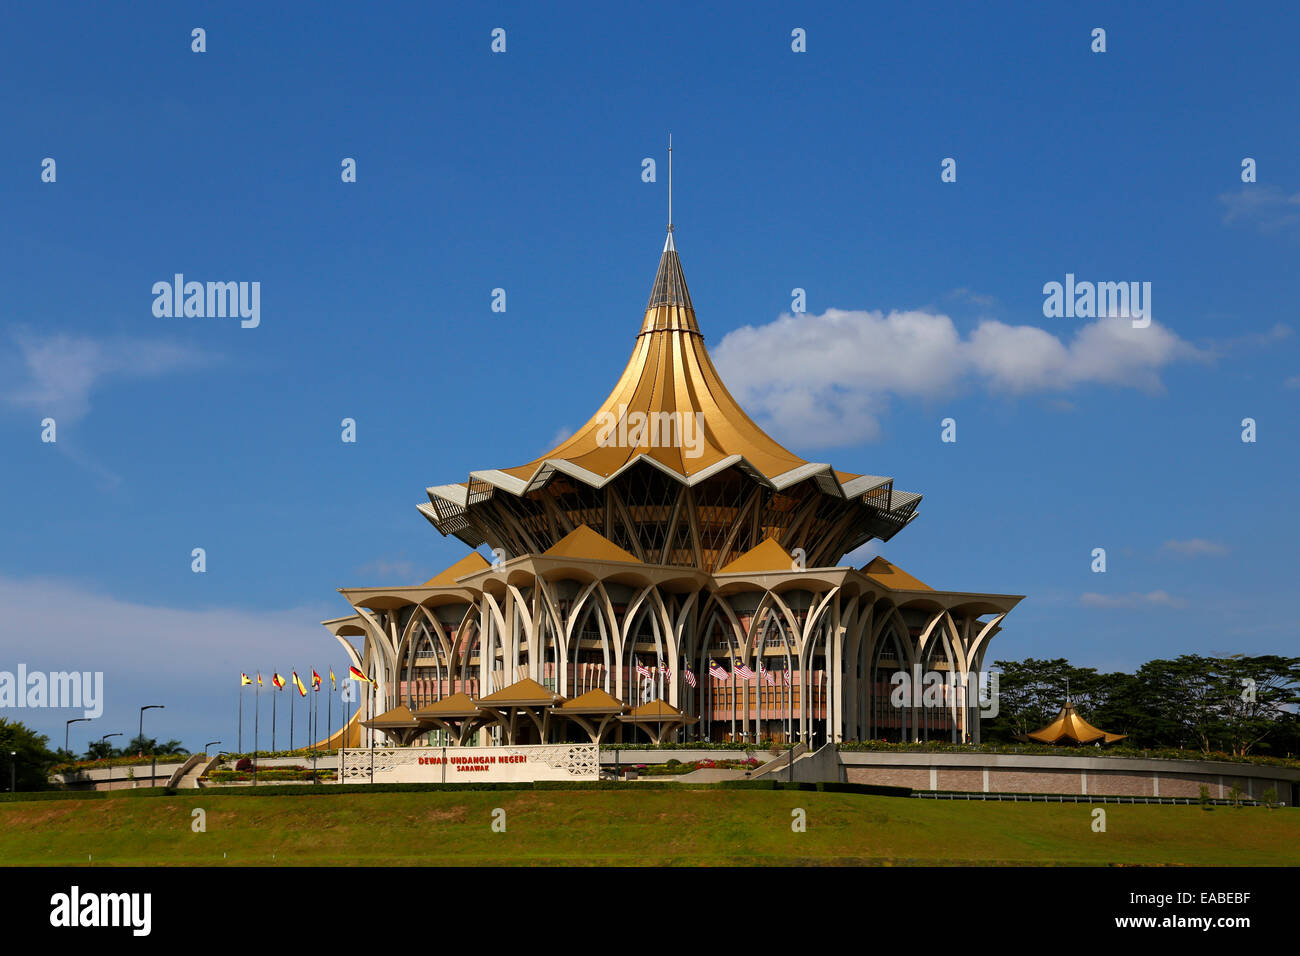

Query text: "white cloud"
[1219, 186, 1300, 231]
[1162, 538, 1229, 557]
[0, 573, 347, 749]
[712, 309, 1204, 446]
[1080, 590, 1188, 609]
[2, 329, 211, 423]
[355, 557, 419, 582]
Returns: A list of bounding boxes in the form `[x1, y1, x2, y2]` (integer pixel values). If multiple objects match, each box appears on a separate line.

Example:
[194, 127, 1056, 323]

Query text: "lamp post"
[204, 740, 221, 756]
[138, 705, 164, 789]
[8, 752, 15, 793]
[99, 733, 123, 760]
[65, 717, 92, 758]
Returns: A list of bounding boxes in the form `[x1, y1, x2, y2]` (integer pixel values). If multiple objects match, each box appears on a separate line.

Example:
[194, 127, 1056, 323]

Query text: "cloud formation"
[1080, 590, 1187, 610]
[712, 309, 1204, 446]
[3, 329, 211, 423]
[1219, 186, 1300, 231]
[1162, 538, 1229, 557]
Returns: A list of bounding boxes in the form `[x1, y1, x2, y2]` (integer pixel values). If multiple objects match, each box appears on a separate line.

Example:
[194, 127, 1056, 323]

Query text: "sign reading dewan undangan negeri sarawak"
[339, 744, 599, 784]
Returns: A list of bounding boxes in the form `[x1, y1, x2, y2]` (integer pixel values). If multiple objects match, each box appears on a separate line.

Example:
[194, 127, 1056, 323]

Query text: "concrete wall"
[839, 751, 1299, 801]
[53, 761, 190, 791]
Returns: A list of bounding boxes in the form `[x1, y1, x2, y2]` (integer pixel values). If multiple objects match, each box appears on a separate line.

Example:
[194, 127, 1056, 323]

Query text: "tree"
[0, 718, 61, 791]
[84, 739, 120, 761]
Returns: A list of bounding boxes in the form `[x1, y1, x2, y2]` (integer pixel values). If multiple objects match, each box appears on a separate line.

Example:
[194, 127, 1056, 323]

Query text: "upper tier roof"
[423, 231, 922, 510]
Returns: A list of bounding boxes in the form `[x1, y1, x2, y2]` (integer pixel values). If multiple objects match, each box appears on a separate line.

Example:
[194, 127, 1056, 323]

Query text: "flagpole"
[272, 683, 277, 752]
[238, 682, 243, 753]
[254, 679, 260, 786]
[290, 680, 295, 752]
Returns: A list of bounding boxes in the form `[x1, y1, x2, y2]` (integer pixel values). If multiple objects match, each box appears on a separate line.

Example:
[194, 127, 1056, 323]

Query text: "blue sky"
[1, 1, 1297, 752]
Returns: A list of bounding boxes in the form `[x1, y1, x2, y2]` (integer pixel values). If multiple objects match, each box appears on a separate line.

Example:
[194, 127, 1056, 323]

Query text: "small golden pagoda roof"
[543, 525, 640, 564]
[421, 551, 491, 587]
[1023, 700, 1126, 745]
[413, 692, 481, 719]
[863, 556, 933, 591]
[474, 678, 564, 708]
[361, 704, 423, 729]
[557, 688, 627, 714]
[716, 537, 797, 575]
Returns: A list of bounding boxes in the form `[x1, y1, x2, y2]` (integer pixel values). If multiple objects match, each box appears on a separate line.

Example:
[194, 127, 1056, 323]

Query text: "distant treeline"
[983, 654, 1300, 757]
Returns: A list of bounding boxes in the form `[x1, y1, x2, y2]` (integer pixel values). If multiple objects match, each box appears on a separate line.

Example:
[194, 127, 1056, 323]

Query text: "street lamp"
[138, 705, 164, 751]
[204, 741, 221, 756]
[8, 752, 15, 793]
[65, 717, 92, 757]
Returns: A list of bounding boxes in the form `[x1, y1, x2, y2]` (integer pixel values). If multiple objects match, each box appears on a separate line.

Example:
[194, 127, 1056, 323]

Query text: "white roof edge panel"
[469, 469, 529, 496]
[427, 484, 469, 506]
[840, 475, 892, 497]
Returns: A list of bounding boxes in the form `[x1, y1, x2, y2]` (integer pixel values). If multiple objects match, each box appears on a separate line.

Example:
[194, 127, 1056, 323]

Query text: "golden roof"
[361, 704, 423, 729]
[863, 556, 933, 591]
[543, 525, 640, 564]
[474, 678, 563, 707]
[623, 699, 685, 720]
[422, 551, 490, 587]
[496, 234, 813, 485]
[557, 688, 627, 714]
[413, 692, 481, 719]
[1023, 701, 1127, 745]
[715, 537, 797, 575]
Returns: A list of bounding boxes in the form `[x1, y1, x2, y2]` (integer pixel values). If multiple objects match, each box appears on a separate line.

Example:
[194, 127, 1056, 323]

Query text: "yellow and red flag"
[293, 671, 307, 697]
[272, 673, 285, 690]
[240, 673, 252, 686]
[329, 669, 336, 691]
[257, 673, 263, 687]
[348, 665, 372, 683]
[311, 669, 322, 690]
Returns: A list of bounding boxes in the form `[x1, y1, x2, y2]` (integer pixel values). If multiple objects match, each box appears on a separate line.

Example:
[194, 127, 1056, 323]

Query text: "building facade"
[323, 224, 1022, 748]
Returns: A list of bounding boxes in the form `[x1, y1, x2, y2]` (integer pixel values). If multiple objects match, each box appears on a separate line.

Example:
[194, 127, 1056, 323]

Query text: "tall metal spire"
[667, 133, 673, 236]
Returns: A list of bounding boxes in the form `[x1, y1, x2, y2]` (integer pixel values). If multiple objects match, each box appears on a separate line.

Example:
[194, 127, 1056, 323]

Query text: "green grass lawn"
[1, 789, 1296, 866]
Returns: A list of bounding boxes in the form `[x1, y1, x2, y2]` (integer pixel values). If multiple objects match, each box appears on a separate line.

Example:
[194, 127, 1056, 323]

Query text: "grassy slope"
[1, 790, 1296, 866]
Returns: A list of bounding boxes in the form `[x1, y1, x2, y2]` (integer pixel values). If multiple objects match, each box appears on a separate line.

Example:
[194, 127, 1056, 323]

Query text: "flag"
[683, 666, 698, 689]
[240, 673, 252, 685]
[708, 659, 728, 681]
[658, 658, 672, 680]
[763, 666, 776, 687]
[348, 665, 372, 683]
[329, 669, 336, 691]
[257, 673, 263, 687]
[293, 671, 307, 697]
[311, 669, 322, 690]
[272, 673, 285, 690]
[733, 658, 755, 680]
[635, 660, 651, 679]
[783, 668, 792, 685]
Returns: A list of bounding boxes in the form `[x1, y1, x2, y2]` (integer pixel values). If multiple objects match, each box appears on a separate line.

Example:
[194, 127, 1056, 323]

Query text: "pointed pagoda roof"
[623, 699, 684, 720]
[863, 556, 933, 591]
[543, 525, 640, 564]
[474, 677, 564, 708]
[361, 704, 423, 729]
[716, 537, 797, 575]
[422, 551, 491, 587]
[414, 692, 481, 718]
[420, 206, 923, 549]
[557, 688, 627, 714]
[1022, 700, 1127, 745]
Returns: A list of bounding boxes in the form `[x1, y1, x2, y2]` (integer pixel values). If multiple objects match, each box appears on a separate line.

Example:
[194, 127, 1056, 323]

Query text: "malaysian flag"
[658, 658, 672, 681]
[708, 659, 728, 681]
[783, 668, 792, 685]
[683, 666, 698, 688]
[763, 665, 776, 687]
[733, 658, 755, 680]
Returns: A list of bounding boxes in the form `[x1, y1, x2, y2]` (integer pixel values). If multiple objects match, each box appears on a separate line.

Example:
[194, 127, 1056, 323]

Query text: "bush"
[235, 758, 254, 772]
